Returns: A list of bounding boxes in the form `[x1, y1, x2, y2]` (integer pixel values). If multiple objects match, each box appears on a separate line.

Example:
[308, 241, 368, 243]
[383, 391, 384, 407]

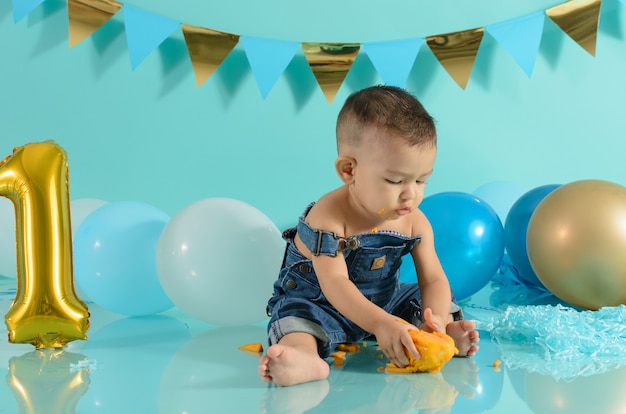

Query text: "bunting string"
[8, 0, 607, 102]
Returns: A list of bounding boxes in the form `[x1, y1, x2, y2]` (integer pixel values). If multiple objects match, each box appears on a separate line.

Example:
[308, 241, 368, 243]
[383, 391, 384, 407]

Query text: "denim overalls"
[266, 203, 461, 358]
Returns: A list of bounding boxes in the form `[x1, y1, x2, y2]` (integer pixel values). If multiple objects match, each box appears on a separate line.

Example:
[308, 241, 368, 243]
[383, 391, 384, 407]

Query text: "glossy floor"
[0, 276, 623, 414]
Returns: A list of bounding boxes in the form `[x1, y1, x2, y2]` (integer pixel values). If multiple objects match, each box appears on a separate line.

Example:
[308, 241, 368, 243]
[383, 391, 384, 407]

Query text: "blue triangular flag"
[12, 0, 45, 23]
[486, 11, 545, 78]
[363, 38, 424, 87]
[241, 36, 299, 99]
[123, 5, 181, 70]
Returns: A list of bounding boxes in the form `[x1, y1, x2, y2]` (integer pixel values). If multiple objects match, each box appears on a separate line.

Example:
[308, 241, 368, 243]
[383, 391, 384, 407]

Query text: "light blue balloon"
[73, 201, 173, 316]
[472, 181, 528, 223]
[402, 192, 505, 301]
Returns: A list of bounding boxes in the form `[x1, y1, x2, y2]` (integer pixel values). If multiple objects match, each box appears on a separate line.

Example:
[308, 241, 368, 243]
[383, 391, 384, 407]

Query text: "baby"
[259, 85, 479, 386]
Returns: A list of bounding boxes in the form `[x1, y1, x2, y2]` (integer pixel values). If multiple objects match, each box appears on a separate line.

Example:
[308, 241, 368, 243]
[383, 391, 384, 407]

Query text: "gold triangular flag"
[182, 24, 240, 88]
[67, 0, 121, 48]
[426, 28, 484, 90]
[302, 43, 360, 104]
[546, 0, 601, 56]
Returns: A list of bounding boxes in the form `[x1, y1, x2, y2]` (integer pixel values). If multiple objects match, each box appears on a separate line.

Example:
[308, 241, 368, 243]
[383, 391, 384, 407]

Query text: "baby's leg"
[258, 332, 330, 387]
[446, 319, 480, 357]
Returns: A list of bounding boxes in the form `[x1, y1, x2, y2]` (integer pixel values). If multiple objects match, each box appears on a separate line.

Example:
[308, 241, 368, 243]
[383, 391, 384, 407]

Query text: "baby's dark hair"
[336, 85, 436, 149]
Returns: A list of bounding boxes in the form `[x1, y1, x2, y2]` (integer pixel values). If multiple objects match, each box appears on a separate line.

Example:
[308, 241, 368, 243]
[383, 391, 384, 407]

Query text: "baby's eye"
[385, 179, 402, 184]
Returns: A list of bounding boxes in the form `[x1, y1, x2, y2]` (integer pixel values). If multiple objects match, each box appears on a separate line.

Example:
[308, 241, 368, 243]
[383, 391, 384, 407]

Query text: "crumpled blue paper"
[478, 303, 626, 381]
[489, 254, 556, 307]
[471, 255, 626, 381]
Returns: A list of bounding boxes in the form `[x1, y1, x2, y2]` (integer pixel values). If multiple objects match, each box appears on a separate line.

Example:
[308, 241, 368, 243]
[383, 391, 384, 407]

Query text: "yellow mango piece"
[331, 351, 347, 366]
[336, 343, 360, 353]
[385, 329, 458, 374]
[238, 343, 263, 353]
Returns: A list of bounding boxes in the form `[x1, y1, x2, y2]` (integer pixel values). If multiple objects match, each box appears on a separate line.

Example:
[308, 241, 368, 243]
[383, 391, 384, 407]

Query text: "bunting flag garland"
[486, 11, 545, 78]
[123, 5, 181, 70]
[546, 0, 602, 56]
[426, 28, 485, 90]
[363, 38, 424, 87]
[241, 36, 299, 99]
[67, 0, 121, 48]
[302, 43, 360, 103]
[6, 0, 614, 101]
[12, 0, 45, 23]
[182, 25, 240, 88]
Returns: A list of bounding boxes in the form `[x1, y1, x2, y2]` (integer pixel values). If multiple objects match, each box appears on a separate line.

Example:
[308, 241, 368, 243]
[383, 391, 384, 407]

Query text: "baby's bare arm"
[411, 210, 453, 331]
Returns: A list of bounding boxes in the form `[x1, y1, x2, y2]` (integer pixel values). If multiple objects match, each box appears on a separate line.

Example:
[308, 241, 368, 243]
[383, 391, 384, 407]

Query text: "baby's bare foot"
[258, 344, 330, 386]
[446, 320, 479, 357]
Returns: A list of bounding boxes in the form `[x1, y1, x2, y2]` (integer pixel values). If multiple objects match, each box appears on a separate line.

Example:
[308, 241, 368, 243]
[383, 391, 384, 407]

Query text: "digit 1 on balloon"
[0, 141, 89, 349]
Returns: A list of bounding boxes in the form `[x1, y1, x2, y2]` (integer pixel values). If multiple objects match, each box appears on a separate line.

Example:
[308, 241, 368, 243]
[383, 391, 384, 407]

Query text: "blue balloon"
[73, 201, 174, 316]
[504, 184, 560, 287]
[402, 192, 505, 301]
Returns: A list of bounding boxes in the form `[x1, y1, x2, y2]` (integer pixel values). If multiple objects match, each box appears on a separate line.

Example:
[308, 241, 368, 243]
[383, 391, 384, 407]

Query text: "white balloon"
[156, 198, 285, 326]
[0, 197, 16, 278]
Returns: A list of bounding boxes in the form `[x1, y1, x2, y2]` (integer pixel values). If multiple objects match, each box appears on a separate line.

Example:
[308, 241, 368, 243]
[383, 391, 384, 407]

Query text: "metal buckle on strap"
[313, 229, 323, 256]
[311, 232, 360, 256]
[337, 236, 360, 252]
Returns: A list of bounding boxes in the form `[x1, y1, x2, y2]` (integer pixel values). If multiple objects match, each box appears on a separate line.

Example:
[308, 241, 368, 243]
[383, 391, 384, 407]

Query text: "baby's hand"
[374, 318, 420, 368]
[420, 308, 446, 334]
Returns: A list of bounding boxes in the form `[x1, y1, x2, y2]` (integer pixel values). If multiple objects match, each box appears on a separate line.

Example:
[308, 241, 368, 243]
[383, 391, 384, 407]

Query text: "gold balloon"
[527, 179, 626, 310]
[0, 141, 89, 348]
[7, 350, 91, 413]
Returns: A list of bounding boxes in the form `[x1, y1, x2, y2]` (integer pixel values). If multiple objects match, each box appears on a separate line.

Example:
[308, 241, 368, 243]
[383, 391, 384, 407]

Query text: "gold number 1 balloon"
[0, 141, 89, 349]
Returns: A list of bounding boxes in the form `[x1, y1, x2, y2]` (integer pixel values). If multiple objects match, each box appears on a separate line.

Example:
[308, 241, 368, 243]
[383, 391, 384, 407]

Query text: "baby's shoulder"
[409, 208, 434, 237]
[304, 192, 346, 233]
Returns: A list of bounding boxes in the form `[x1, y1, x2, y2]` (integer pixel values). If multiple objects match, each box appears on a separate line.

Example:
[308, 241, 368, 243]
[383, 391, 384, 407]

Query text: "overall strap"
[296, 216, 360, 257]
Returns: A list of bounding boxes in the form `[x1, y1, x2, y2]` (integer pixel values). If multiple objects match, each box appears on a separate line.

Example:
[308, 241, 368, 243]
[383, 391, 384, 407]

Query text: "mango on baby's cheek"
[385, 329, 458, 374]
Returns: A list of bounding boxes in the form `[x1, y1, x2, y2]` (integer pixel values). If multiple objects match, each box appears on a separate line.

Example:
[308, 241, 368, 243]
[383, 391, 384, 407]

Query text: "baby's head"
[336, 85, 436, 156]
[334, 86, 438, 219]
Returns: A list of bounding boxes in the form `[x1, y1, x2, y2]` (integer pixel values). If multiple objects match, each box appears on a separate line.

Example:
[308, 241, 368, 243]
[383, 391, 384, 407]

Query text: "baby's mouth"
[395, 207, 411, 216]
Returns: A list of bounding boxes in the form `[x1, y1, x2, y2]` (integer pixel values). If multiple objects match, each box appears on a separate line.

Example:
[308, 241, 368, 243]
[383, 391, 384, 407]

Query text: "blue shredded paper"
[475, 256, 626, 381]
[469, 256, 626, 381]
[480, 304, 626, 380]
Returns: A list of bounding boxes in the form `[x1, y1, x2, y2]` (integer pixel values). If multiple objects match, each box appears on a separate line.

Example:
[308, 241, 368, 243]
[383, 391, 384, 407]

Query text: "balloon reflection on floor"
[4, 272, 626, 413]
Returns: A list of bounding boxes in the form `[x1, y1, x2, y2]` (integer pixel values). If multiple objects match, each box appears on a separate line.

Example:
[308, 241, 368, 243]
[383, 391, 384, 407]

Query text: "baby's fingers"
[422, 308, 444, 333]
[401, 332, 420, 361]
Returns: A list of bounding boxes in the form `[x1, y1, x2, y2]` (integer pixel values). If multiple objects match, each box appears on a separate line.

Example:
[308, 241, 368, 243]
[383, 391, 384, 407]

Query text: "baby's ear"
[335, 156, 356, 184]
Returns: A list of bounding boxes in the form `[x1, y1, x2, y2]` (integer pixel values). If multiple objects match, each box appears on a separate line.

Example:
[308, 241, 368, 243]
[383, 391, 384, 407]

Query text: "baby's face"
[351, 127, 436, 221]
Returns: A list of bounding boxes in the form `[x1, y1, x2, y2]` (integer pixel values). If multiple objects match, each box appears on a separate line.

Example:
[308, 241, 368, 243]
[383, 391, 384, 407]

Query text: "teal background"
[1, 0, 625, 230]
